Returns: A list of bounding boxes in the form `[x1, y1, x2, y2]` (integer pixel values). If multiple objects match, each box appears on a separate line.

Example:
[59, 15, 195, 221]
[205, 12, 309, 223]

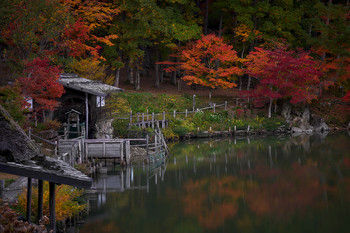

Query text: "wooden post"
[146, 134, 149, 156]
[146, 109, 149, 121]
[137, 113, 139, 122]
[213, 103, 216, 113]
[225, 101, 227, 110]
[49, 182, 56, 233]
[152, 113, 155, 129]
[85, 93, 89, 139]
[185, 109, 188, 118]
[38, 180, 43, 223]
[26, 178, 32, 223]
[120, 142, 124, 164]
[125, 140, 130, 164]
[129, 110, 133, 125]
[173, 110, 176, 118]
[162, 111, 165, 128]
[103, 142, 106, 158]
[142, 113, 145, 128]
[193, 95, 196, 111]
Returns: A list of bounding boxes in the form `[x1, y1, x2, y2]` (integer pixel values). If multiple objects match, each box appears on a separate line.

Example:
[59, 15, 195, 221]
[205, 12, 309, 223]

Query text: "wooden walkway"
[57, 129, 169, 166]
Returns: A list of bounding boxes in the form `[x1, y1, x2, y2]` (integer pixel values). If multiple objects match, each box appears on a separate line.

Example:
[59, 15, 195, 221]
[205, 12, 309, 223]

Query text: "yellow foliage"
[17, 182, 86, 222]
[69, 58, 112, 83]
[106, 93, 131, 117]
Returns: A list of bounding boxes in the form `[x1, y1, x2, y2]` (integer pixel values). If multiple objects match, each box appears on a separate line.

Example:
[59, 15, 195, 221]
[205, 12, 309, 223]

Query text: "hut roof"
[59, 73, 123, 97]
[0, 105, 92, 188]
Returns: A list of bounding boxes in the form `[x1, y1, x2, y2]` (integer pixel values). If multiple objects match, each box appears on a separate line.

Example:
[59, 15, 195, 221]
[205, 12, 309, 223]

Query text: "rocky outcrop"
[311, 115, 329, 133]
[284, 107, 329, 135]
[94, 118, 114, 139]
[290, 108, 314, 134]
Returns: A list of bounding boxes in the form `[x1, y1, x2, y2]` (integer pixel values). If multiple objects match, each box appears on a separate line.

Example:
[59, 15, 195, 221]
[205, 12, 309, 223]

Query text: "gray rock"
[302, 108, 311, 123]
[311, 115, 329, 133]
[281, 102, 292, 121]
[291, 116, 313, 132]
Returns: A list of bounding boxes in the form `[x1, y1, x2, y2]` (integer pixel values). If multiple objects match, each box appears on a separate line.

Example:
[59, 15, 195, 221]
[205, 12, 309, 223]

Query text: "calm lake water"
[79, 132, 350, 233]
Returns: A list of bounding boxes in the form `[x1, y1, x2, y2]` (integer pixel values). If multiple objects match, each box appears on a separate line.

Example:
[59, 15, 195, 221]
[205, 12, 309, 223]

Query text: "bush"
[172, 126, 189, 137]
[16, 183, 86, 222]
[112, 119, 129, 138]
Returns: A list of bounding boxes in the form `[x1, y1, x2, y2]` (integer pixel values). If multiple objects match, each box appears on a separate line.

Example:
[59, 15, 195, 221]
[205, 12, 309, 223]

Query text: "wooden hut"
[0, 104, 92, 232]
[57, 73, 123, 139]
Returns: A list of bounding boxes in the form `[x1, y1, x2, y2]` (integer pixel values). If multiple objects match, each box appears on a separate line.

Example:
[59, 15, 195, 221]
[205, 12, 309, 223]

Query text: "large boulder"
[290, 116, 313, 133]
[95, 118, 114, 139]
[311, 115, 329, 133]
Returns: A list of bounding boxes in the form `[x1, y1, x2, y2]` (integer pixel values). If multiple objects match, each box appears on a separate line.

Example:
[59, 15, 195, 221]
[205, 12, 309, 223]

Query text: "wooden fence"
[119, 100, 235, 129]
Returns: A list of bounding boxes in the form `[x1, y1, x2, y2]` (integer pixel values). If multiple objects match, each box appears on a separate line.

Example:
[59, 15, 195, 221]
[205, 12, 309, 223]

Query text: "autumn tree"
[16, 57, 64, 115]
[246, 43, 322, 118]
[179, 34, 242, 97]
[1, 0, 71, 61]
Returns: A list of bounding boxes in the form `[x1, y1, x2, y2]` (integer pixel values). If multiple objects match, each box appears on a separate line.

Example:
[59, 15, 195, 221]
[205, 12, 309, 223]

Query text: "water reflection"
[81, 133, 350, 233]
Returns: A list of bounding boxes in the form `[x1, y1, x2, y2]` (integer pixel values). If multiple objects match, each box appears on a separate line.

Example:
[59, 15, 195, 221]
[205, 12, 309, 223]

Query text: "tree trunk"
[130, 66, 134, 85]
[160, 65, 164, 83]
[204, 0, 209, 35]
[268, 98, 273, 118]
[239, 76, 242, 91]
[178, 78, 181, 91]
[274, 101, 277, 113]
[155, 48, 160, 88]
[218, 10, 223, 37]
[114, 68, 120, 87]
[135, 61, 140, 90]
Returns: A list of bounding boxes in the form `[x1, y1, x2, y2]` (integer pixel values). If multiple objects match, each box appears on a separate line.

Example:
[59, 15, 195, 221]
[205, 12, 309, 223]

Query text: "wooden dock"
[57, 129, 169, 166]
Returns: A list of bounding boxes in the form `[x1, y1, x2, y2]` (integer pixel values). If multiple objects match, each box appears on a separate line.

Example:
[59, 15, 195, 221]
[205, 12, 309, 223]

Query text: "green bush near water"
[109, 92, 287, 139]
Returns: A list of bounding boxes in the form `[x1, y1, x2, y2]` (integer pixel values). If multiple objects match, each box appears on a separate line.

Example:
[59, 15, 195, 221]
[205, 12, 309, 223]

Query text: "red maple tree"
[246, 43, 323, 118]
[16, 57, 65, 112]
[179, 34, 242, 90]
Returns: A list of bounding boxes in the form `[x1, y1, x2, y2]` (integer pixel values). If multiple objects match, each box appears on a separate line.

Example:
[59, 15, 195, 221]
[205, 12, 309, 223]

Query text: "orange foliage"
[182, 176, 244, 229]
[179, 34, 242, 90]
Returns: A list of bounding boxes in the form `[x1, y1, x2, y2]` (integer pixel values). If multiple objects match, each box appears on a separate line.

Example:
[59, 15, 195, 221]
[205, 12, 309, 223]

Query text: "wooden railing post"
[129, 110, 133, 125]
[185, 109, 188, 118]
[146, 134, 149, 156]
[225, 101, 227, 110]
[26, 178, 32, 223]
[38, 180, 43, 224]
[193, 94, 196, 111]
[213, 103, 216, 113]
[152, 113, 155, 129]
[49, 182, 56, 233]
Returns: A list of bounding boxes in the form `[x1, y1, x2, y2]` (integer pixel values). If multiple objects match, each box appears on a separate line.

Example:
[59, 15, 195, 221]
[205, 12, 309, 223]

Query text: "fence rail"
[118, 100, 242, 130]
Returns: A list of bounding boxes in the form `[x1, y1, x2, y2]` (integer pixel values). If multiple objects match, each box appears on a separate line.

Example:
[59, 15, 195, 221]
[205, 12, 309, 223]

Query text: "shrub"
[172, 126, 189, 137]
[112, 119, 129, 138]
[16, 183, 86, 222]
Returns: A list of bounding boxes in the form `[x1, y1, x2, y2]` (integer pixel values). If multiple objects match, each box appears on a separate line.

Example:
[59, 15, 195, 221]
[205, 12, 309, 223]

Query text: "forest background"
[0, 0, 349, 128]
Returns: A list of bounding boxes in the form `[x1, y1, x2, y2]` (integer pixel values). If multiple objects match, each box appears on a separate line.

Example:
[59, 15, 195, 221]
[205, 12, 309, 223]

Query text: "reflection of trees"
[182, 176, 245, 229]
[180, 163, 330, 230]
[80, 219, 120, 233]
[245, 163, 324, 219]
